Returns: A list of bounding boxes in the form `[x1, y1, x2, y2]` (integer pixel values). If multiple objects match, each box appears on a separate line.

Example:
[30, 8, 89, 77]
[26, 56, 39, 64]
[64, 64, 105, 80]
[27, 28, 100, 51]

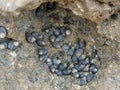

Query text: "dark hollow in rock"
[35, 2, 58, 17]
[110, 13, 118, 20]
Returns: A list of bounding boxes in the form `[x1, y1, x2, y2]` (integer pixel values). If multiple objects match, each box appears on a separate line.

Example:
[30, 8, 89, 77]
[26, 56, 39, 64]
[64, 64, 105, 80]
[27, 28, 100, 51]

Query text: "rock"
[0, 0, 119, 89]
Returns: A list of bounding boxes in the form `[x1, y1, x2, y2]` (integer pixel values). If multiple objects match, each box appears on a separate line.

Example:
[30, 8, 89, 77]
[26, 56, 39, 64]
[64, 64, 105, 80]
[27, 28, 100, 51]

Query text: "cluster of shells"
[25, 24, 101, 86]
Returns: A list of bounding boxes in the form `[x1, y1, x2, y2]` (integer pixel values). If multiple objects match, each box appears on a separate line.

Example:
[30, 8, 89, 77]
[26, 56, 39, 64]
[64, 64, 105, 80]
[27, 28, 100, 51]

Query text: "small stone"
[52, 58, 61, 65]
[61, 43, 70, 50]
[79, 58, 89, 65]
[0, 40, 8, 49]
[39, 54, 48, 61]
[55, 70, 63, 76]
[46, 58, 53, 66]
[58, 63, 67, 70]
[0, 26, 7, 39]
[67, 64, 74, 71]
[72, 68, 78, 73]
[49, 64, 57, 73]
[38, 48, 47, 55]
[75, 64, 85, 71]
[86, 73, 95, 82]
[71, 55, 78, 63]
[7, 40, 20, 50]
[49, 35, 56, 42]
[67, 48, 74, 56]
[75, 48, 83, 57]
[36, 39, 46, 47]
[89, 65, 98, 74]
[46, 58, 52, 63]
[54, 29, 61, 36]
[90, 55, 101, 68]
[85, 57, 90, 64]
[65, 29, 71, 36]
[78, 54, 86, 61]
[73, 72, 79, 78]
[56, 34, 65, 42]
[45, 29, 54, 36]
[62, 69, 70, 75]
[31, 31, 42, 39]
[79, 72, 85, 78]
[47, 62, 53, 66]
[25, 32, 36, 43]
[52, 41, 60, 48]
[78, 77, 87, 86]
[83, 64, 90, 72]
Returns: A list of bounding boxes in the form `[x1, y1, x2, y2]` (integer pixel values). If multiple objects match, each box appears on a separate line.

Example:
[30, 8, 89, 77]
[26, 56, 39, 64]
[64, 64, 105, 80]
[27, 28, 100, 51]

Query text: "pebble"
[52, 58, 61, 65]
[72, 68, 78, 73]
[52, 41, 60, 48]
[73, 72, 79, 78]
[54, 28, 61, 36]
[7, 40, 20, 50]
[83, 64, 90, 72]
[0, 40, 8, 49]
[55, 69, 63, 76]
[25, 32, 36, 43]
[86, 73, 95, 82]
[49, 35, 56, 42]
[50, 64, 57, 73]
[38, 48, 47, 55]
[89, 65, 98, 74]
[61, 43, 70, 50]
[39, 54, 48, 61]
[56, 34, 65, 42]
[36, 39, 46, 47]
[0, 26, 7, 39]
[62, 69, 70, 75]
[76, 64, 85, 71]
[75, 48, 83, 57]
[67, 48, 74, 56]
[78, 77, 87, 86]
[71, 55, 78, 63]
[31, 31, 42, 39]
[58, 63, 66, 70]
[65, 29, 71, 36]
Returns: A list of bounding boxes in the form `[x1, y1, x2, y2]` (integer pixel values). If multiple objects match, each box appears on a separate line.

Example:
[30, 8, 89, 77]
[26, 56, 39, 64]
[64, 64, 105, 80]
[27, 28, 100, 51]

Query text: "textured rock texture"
[0, 0, 120, 90]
